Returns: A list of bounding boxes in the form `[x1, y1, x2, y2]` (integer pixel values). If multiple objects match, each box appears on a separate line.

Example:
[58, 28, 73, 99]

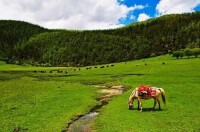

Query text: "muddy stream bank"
[64, 85, 125, 132]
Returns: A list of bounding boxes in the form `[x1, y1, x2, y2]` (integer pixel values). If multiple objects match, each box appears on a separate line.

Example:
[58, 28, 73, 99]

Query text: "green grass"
[0, 77, 100, 132]
[0, 55, 200, 132]
[92, 56, 200, 132]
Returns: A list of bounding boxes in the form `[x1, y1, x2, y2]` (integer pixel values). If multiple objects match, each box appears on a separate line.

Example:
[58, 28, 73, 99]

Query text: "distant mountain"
[0, 12, 200, 66]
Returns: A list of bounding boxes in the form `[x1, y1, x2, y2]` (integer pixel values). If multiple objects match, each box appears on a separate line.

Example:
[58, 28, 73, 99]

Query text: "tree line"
[0, 12, 200, 66]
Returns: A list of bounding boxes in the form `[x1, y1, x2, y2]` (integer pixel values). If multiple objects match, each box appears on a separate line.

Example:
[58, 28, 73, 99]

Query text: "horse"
[128, 85, 166, 112]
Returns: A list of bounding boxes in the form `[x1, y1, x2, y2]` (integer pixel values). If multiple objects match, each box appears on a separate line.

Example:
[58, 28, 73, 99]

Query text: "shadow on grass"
[129, 107, 166, 112]
[142, 108, 165, 112]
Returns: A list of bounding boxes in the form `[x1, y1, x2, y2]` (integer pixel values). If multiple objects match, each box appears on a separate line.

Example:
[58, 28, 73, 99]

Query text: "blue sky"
[119, 0, 159, 25]
[119, 0, 200, 25]
[0, 0, 200, 30]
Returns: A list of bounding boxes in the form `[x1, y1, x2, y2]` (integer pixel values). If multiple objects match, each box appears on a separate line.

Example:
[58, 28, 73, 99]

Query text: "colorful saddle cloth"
[138, 85, 156, 97]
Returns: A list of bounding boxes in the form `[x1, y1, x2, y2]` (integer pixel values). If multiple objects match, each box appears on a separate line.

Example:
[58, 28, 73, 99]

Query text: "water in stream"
[66, 85, 124, 132]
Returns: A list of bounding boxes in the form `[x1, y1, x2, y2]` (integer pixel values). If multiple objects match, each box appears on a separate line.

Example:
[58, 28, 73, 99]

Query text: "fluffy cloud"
[0, 0, 146, 30]
[156, 0, 200, 15]
[137, 13, 151, 22]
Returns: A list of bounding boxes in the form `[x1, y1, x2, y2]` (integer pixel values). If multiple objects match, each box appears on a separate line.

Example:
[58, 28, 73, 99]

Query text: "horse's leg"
[138, 97, 142, 112]
[137, 100, 140, 110]
[151, 97, 157, 110]
[157, 98, 161, 110]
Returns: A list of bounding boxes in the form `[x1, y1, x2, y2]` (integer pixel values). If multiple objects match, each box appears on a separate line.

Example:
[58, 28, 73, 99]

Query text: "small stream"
[64, 85, 125, 132]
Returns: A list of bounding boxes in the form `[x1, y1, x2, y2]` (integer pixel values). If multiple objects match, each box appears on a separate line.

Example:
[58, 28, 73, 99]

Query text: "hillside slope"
[0, 12, 200, 66]
[0, 20, 48, 60]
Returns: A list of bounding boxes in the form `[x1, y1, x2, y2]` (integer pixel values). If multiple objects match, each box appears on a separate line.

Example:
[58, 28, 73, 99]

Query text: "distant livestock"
[100, 66, 105, 68]
[86, 67, 91, 70]
[57, 70, 63, 73]
[40, 71, 46, 73]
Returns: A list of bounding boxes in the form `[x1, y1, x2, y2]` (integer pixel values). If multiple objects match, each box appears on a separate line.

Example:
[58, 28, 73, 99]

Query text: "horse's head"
[128, 89, 137, 110]
[128, 103, 133, 110]
[128, 98, 133, 110]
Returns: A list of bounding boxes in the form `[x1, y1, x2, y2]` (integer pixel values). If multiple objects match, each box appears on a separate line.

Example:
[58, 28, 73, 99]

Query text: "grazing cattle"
[57, 70, 63, 73]
[41, 71, 46, 73]
[94, 66, 98, 68]
[100, 66, 105, 68]
[110, 64, 114, 67]
[33, 71, 37, 73]
[106, 65, 109, 68]
[162, 62, 165, 65]
[86, 67, 91, 70]
[65, 71, 68, 74]
[49, 71, 53, 73]
[145, 63, 147, 66]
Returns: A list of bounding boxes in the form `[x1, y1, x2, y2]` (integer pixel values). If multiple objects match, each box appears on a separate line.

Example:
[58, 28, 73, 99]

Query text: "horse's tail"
[159, 88, 166, 105]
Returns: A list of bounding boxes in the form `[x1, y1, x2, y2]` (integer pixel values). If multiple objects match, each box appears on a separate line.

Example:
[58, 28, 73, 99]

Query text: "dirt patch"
[99, 85, 124, 102]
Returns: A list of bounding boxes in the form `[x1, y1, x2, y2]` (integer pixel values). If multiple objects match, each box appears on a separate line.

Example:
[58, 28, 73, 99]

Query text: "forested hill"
[0, 12, 200, 66]
[0, 20, 48, 60]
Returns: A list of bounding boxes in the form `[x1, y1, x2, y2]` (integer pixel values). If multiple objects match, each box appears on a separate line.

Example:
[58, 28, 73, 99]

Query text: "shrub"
[151, 53, 156, 57]
[191, 48, 200, 58]
[14, 60, 20, 65]
[44, 63, 52, 67]
[172, 51, 183, 59]
[184, 48, 193, 58]
[168, 50, 173, 55]
[34, 61, 40, 66]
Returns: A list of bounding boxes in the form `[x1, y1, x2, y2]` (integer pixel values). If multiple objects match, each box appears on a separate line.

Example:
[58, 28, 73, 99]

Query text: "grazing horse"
[128, 85, 166, 112]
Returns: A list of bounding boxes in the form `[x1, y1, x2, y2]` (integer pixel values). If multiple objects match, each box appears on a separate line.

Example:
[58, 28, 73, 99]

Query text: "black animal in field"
[100, 66, 105, 68]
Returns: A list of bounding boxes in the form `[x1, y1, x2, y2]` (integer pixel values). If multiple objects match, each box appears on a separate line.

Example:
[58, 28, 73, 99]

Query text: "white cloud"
[156, 0, 200, 15]
[130, 15, 135, 20]
[132, 4, 148, 10]
[0, 0, 146, 30]
[137, 13, 151, 22]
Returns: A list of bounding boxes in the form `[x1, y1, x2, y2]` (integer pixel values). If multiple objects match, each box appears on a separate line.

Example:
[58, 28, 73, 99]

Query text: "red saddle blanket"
[138, 85, 156, 97]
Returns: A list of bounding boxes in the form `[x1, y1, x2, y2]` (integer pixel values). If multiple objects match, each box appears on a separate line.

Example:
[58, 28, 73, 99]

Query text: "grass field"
[0, 55, 200, 132]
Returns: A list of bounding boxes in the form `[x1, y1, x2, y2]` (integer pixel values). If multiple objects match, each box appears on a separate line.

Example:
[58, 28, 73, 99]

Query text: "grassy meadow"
[0, 55, 200, 132]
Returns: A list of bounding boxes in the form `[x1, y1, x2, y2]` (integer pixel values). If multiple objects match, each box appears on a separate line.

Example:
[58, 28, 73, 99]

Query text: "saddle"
[138, 85, 156, 98]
